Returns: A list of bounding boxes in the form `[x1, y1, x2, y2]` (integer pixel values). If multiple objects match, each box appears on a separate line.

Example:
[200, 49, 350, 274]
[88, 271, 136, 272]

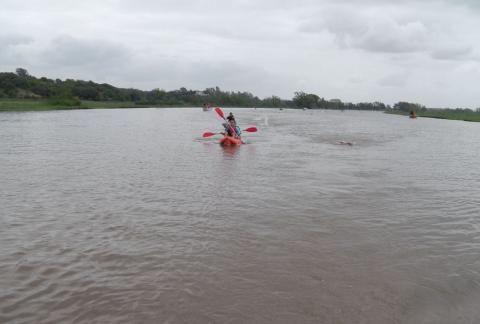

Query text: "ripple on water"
[1, 109, 480, 323]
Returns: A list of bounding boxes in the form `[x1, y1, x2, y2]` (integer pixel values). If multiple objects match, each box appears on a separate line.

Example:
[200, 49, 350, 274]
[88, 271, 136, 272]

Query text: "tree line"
[2, 68, 465, 112]
[1, 69, 281, 107]
[291, 91, 389, 110]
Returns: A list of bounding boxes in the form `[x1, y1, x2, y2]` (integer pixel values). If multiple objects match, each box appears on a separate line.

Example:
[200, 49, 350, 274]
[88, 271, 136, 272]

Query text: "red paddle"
[214, 107, 225, 119]
[202, 132, 218, 138]
[202, 127, 257, 138]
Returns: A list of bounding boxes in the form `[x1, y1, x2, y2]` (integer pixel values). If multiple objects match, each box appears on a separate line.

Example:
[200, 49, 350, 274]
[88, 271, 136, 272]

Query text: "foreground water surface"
[1, 108, 480, 323]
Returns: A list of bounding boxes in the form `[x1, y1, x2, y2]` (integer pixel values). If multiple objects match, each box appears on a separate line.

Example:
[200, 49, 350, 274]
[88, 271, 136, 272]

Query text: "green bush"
[47, 96, 81, 107]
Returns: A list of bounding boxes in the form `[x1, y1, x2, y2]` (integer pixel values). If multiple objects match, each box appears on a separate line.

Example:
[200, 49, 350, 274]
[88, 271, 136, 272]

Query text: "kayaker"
[226, 112, 241, 138]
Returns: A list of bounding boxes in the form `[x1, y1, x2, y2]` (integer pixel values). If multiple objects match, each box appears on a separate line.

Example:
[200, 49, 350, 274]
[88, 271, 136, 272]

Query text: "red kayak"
[219, 135, 243, 146]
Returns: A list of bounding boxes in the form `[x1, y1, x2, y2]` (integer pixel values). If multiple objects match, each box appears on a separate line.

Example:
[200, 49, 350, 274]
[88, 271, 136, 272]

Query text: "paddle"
[214, 107, 225, 120]
[202, 132, 218, 138]
[202, 127, 257, 138]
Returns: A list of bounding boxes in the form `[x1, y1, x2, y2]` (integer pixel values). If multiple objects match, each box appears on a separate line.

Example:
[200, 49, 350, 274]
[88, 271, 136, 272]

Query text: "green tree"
[293, 91, 320, 109]
[393, 102, 425, 112]
[15, 68, 29, 77]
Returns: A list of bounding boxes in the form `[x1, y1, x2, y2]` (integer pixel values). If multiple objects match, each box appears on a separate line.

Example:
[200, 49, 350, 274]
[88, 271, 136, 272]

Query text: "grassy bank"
[0, 99, 189, 112]
[386, 110, 480, 122]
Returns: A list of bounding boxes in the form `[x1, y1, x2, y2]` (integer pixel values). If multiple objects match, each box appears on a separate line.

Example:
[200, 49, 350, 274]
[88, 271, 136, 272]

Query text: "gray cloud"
[41, 36, 132, 67]
[431, 46, 474, 61]
[1, 0, 480, 107]
[0, 34, 33, 46]
[378, 72, 410, 87]
[301, 5, 433, 54]
[0, 34, 34, 65]
[299, 1, 479, 65]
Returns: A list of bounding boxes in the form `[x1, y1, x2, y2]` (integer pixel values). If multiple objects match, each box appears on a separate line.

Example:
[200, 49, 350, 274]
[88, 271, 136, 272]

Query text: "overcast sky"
[1, 0, 480, 107]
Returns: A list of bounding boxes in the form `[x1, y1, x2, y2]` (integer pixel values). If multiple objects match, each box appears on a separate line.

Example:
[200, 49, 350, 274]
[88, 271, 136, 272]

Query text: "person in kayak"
[222, 122, 235, 136]
[223, 112, 242, 138]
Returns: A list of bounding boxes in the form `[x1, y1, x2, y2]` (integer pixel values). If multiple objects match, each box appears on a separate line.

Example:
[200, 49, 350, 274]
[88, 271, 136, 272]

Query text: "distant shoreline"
[3, 70, 479, 121]
[2, 99, 480, 123]
[0, 99, 193, 112]
[385, 110, 480, 122]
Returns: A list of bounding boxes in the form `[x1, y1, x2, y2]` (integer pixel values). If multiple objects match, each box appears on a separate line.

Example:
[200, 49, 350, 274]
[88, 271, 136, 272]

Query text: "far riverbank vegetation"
[1, 68, 479, 122]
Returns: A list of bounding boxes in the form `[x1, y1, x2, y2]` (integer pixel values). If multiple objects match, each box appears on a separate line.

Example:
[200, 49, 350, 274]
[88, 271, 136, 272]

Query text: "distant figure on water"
[202, 103, 211, 111]
[409, 110, 417, 118]
[336, 141, 354, 146]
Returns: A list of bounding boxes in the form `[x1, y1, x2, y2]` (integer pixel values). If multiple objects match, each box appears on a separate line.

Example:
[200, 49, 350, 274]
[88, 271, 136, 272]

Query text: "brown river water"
[1, 108, 480, 323]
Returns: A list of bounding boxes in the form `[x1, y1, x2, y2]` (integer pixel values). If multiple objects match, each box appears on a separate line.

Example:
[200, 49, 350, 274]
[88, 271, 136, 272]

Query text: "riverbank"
[0, 99, 287, 111]
[385, 110, 480, 122]
[0, 99, 192, 112]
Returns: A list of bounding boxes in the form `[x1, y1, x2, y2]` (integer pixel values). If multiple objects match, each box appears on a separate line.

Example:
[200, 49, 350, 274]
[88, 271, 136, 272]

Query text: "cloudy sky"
[1, 0, 480, 107]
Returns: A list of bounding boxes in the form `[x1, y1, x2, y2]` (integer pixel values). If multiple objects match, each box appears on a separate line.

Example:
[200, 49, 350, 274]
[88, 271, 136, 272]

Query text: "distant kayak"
[219, 135, 243, 146]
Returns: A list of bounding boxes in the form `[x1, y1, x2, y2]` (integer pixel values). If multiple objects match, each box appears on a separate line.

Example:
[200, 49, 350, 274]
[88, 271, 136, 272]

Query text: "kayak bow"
[219, 135, 243, 146]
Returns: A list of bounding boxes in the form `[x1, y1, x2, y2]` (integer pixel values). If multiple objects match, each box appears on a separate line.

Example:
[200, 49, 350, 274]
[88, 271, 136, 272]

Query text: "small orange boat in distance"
[409, 110, 417, 118]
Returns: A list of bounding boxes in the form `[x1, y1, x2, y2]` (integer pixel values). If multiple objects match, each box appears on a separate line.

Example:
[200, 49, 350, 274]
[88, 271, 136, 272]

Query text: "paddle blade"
[243, 127, 257, 132]
[214, 107, 225, 119]
[202, 132, 217, 138]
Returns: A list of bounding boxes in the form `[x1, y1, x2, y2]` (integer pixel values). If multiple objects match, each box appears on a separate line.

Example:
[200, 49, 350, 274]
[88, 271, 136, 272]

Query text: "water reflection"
[221, 144, 240, 158]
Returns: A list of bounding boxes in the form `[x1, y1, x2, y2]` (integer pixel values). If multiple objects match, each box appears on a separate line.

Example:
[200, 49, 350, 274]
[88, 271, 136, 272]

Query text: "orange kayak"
[219, 135, 243, 146]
